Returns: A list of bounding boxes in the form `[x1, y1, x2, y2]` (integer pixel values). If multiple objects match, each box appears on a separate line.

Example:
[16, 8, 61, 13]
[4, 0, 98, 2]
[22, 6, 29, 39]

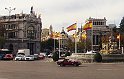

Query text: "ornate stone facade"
[0, 7, 42, 55]
[87, 17, 110, 51]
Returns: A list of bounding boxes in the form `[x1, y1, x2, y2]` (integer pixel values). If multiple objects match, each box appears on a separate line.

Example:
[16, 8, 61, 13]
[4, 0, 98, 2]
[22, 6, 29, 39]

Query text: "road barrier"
[66, 53, 124, 63]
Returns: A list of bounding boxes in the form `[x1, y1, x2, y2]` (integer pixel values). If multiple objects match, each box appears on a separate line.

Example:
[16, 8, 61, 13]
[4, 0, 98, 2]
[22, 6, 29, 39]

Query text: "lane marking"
[97, 69, 112, 70]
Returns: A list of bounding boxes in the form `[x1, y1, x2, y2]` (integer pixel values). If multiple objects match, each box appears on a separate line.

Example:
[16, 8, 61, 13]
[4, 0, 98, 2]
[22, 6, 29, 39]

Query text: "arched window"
[27, 26, 35, 39]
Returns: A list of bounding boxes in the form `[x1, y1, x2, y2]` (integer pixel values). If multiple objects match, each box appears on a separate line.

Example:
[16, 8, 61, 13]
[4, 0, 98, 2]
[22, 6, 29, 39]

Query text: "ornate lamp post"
[5, 7, 16, 19]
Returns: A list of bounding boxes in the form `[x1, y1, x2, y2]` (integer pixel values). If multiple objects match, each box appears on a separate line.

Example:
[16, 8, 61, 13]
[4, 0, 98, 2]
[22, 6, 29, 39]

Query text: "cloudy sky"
[0, 0, 124, 33]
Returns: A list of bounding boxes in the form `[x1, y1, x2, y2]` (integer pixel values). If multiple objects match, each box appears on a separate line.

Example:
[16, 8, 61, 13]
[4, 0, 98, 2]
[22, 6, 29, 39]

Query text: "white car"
[25, 55, 34, 61]
[48, 53, 53, 58]
[14, 55, 25, 61]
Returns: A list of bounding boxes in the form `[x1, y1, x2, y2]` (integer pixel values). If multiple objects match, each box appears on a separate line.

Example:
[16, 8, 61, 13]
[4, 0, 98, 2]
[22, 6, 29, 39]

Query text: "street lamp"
[5, 7, 16, 19]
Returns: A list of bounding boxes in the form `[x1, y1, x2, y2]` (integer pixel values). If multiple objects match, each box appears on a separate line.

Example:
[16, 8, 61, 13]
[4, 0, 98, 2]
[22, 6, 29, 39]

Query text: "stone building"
[0, 7, 42, 55]
[60, 27, 68, 49]
[41, 28, 50, 41]
[86, 17, 110, 51]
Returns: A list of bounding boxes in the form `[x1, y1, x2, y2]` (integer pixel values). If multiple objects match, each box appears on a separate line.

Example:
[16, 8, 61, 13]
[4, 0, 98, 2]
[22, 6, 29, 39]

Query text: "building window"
[27, 26, 35, 39]
[8, 32, 15, 38]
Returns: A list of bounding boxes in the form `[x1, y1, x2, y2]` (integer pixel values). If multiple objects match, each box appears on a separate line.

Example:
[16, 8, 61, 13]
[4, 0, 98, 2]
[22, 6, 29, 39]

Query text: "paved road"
[0, 60, 124, 79]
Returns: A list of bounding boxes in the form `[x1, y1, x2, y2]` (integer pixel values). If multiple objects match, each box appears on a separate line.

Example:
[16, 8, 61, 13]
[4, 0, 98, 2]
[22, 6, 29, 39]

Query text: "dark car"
[56, 59, 81, 67]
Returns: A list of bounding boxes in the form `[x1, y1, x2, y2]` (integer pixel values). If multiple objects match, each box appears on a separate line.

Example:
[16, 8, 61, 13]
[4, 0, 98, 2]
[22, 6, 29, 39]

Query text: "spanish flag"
[83, 21, 92, 30]
[67, 23, 77, 32]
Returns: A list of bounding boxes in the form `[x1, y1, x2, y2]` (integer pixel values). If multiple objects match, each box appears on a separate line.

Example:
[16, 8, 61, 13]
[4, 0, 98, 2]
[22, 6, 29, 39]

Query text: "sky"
[0, 0, 124, 33]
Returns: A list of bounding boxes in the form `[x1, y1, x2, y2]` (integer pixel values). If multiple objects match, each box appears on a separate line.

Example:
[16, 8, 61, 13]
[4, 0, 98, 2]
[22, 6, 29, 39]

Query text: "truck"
[17, 49, 30, 56]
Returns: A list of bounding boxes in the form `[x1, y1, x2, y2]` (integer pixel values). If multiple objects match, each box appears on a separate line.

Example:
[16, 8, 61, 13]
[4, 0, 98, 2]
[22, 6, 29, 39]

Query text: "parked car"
[3, 54, 13, 60]
[38, 54, 45, 60]
[56, 59, 81, 67]
[48, 53, 53, 58]
[14, 55, 25, 61]
[0, 53, 5, 60]
[0, 49, 13, 60]
[25, 55, 34, 61]
[34, 54, 39, 60]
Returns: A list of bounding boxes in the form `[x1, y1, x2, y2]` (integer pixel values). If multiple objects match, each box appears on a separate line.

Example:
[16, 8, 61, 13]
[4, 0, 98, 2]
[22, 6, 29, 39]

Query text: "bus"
[0, 49, 13, 60]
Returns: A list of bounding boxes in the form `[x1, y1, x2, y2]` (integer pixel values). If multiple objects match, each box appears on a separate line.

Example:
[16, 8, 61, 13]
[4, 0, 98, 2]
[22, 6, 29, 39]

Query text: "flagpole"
[66, 23, 77, 53]
[54, 38, 55, 52]
[54, 31, 56, 52]
[91, 22, 93, 52]
[119, 33, 120, 49]
[75, 33, 77, 53]
[91, 20, 93, 63]
[59, 37, 60, 58]
[58, 33, 61, 58]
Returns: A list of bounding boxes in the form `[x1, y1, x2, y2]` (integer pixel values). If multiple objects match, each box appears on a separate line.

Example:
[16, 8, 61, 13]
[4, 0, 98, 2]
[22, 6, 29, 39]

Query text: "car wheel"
[60, 63, 64, 67]
[74, 63, 78, 66]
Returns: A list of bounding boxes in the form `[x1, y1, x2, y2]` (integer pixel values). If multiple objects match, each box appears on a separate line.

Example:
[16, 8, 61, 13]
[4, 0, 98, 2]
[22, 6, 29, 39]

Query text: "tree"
[0, 26, 6, 48]
[66, 38, 75, 52]
[65, 51, 71, 57]
[40, 38, 59, 52]
[77, 41, 85, 53]
[119, 17, 124, 32]
[0, 36, 5, 48]
[94, 53, 102, 62]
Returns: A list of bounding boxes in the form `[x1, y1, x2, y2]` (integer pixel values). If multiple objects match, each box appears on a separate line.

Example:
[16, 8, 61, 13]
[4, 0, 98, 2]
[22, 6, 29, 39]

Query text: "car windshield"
[26, 55, 34, 57]
[17, 53, 25, 55]
[17, 55, 24, 57]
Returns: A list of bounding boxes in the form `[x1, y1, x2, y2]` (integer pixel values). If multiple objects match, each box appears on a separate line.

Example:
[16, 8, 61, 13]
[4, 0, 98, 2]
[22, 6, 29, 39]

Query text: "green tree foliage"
[119, 17, 124, 32]
[85, 40, 91, 51]
[77, 41, 85, 53]
[66, 38, 75, 52]
[0, 26, 6, 37]
[94, 53, 102, 62]
[0, 36, 5, 48]
[40, 38, 58, 52]
[0, 26, 6, 48]
[66, 38, 91, 53]
[65, 51, 71, 57]
[52, 51, 59, 61]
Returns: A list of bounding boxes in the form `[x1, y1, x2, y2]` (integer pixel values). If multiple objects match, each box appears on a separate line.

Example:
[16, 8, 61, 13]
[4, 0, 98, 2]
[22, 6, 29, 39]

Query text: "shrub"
[52, 51, 59, 61]
[94, 53, 102, 62]
[65, 52, 71, 57]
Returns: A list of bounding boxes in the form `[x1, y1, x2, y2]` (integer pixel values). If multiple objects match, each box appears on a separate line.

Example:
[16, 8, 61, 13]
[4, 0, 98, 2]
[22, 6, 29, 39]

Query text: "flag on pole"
[83, 21, 92, 30]
[67, 23, 77, 32]
[82, 30, 87, 39]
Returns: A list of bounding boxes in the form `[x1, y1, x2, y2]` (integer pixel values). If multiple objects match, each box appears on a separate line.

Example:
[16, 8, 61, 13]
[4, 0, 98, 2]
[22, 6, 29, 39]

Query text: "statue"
[30, 6, 33, 13]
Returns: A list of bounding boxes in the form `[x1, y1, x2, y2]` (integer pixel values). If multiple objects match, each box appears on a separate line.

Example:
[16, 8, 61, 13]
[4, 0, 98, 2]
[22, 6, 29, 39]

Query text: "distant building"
[0, 7, 42, 55]
[60, 27, 68, 48]
[41, 28, 50, 41]
[86, 17, 110, 51]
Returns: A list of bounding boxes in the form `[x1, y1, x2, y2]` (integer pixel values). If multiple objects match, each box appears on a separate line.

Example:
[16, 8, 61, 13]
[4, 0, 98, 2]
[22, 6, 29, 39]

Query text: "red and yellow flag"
[67, 23, 77, 32]
[83, 21, 92, 30]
